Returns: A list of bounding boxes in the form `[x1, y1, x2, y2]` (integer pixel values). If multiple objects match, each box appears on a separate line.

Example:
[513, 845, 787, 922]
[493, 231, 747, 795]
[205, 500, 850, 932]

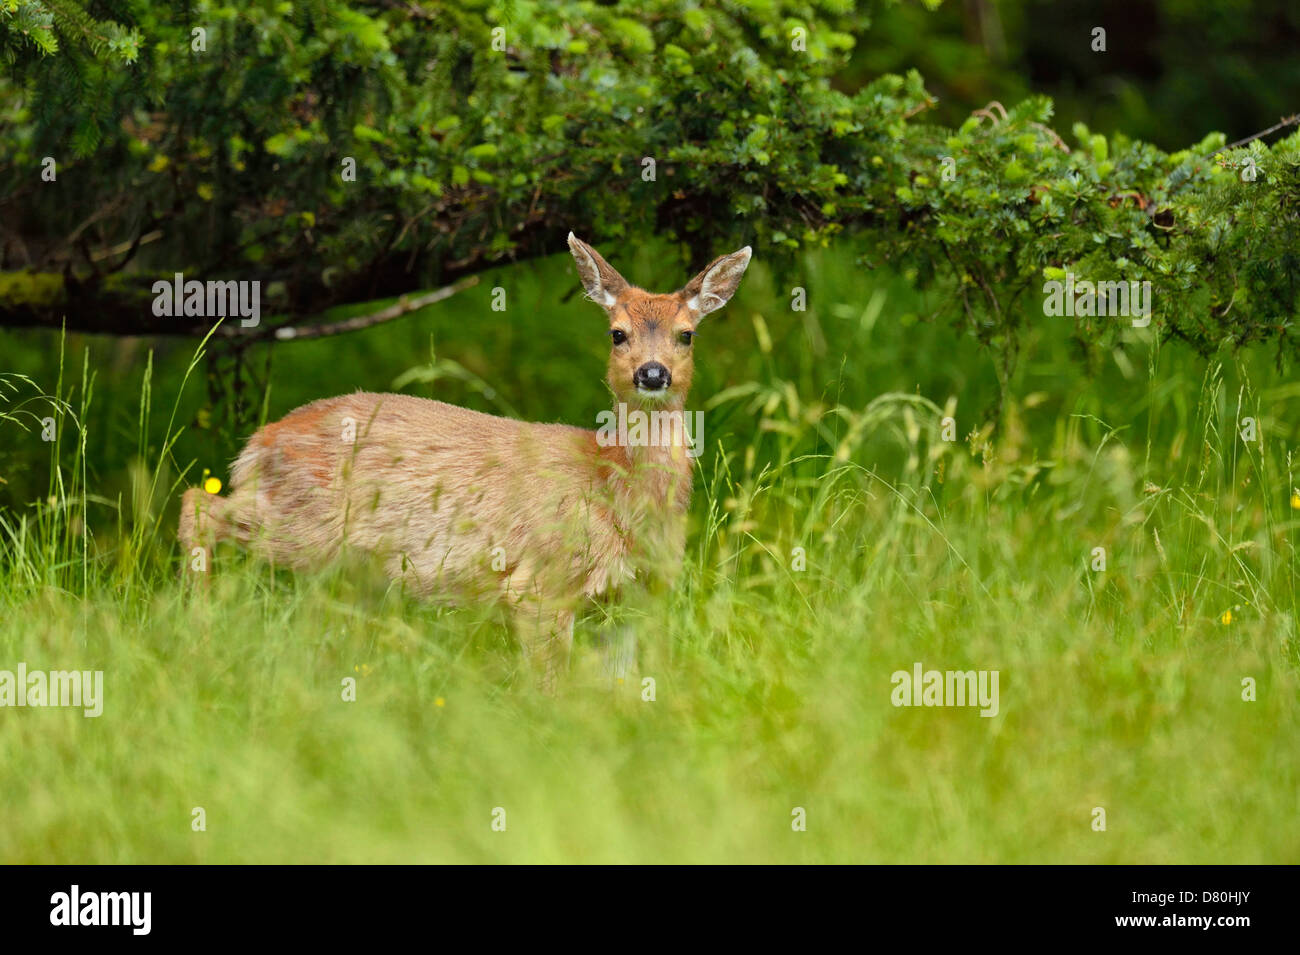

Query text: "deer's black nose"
[634, 362, 671, 391]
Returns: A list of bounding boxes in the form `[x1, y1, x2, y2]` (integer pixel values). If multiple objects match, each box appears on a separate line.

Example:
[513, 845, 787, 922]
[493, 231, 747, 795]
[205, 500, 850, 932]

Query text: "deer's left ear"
[680, 247, 752, 317]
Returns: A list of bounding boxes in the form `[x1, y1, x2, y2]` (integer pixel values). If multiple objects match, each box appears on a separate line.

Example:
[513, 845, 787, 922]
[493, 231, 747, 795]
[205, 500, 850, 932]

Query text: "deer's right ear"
[568, 233, 629, 308]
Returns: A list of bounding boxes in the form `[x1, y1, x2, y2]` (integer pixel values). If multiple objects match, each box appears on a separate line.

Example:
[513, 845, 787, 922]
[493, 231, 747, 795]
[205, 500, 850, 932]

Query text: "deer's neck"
[588, 398, 696, 586]
[600, 398, 696, 513]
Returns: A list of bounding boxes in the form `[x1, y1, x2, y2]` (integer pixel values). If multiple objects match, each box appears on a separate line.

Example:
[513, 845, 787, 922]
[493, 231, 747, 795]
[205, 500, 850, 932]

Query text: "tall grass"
[0, 246, 1296, 862]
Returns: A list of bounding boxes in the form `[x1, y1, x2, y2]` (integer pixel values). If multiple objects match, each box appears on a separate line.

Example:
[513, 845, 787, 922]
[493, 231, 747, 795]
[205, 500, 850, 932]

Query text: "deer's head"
[568, 233, 751, 408]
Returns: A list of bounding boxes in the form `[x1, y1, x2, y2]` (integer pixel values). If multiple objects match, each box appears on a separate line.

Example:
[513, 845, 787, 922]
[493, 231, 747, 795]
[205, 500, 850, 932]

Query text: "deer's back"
[230, 392, 628, 597]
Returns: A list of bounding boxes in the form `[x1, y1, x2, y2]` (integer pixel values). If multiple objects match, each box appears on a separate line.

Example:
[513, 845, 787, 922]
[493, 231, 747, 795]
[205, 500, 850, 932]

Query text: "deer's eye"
[678, 330, 694, 346]
[610, 329, 628, 345]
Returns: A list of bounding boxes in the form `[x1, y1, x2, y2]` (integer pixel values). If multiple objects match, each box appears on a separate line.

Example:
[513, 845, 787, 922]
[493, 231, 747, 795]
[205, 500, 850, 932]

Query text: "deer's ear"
[680, 246, 752, 317]
[568, 233, 630, 307]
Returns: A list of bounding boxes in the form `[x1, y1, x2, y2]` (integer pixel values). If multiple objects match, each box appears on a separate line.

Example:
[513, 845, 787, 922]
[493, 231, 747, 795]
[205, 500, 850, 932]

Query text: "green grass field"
[1, 245, 1297, 863]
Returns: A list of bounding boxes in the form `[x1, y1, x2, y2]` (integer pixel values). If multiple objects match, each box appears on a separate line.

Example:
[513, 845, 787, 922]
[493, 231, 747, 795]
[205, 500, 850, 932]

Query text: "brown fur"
[178, 234, 752, 689]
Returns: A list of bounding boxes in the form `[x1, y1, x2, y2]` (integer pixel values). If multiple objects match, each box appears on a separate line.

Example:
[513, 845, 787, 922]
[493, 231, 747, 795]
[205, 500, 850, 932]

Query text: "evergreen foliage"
[0, 2, 1296, 369]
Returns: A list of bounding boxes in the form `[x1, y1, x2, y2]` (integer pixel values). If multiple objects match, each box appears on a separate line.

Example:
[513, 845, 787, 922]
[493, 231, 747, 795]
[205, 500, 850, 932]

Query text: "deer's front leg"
[594, 623, 638, 684]
[513, 598, 575, 694]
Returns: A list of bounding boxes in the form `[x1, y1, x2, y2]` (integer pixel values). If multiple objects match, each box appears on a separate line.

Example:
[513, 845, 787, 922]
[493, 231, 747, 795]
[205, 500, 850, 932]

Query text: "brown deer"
[178, 234, 752, 689]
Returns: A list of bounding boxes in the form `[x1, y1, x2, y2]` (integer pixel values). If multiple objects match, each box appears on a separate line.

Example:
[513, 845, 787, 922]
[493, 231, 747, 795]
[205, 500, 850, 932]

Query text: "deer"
[178, 234, 753, 690]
